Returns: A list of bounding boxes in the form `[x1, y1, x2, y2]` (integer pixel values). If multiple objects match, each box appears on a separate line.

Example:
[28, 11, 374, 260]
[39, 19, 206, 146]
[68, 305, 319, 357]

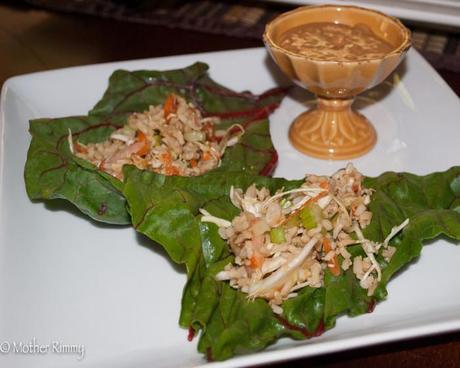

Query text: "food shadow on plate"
[263, 54, 408, 110]
[357, 58, 408, 110]
[134, 231, 185, 274]
[263, 54, 311, 106]
[43, 198, 186, 274]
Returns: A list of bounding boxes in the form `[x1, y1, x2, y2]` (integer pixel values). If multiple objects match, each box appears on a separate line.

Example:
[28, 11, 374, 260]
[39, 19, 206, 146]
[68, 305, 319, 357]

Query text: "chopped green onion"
[299, 203, 323, 229]
[270, 227, 285, 244]
[184, 130, 206, 142]
[280, 198, 292, 209]
[122, 126, 135, 138]
[153, 135, 161, 146]
[285, 214, 301, 228]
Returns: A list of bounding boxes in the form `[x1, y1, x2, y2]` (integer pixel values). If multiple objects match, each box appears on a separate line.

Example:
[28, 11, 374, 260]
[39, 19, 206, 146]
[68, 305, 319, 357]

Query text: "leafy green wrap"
[122, 165, 460, 361]
[24, 62, 285, 224]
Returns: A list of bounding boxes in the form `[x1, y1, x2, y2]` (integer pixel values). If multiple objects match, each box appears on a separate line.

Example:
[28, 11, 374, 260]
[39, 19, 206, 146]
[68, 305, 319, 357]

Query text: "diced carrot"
[159, 151, 179, 175]
[203, 122, 215, 140]
[249, 253, 264, 269]
[160, 151, 172, 165]
[282, 191, 328, 226]
[311, 190, 328, 203]
[323, 238, 341, 276]
[351, 203, 357, 216]
[352, 183, 360, 193]
[137, 146, 149, 156]
[163, 94, 177, 119]
[323, 237, 332, 252]
[135, 131, 150, 156]
[202, 151, 211, 161]
[319, 181, 329, 190]
[165, 165, 179, 176]
[74, 142, 88, 154]
[190, 159, 198, 168]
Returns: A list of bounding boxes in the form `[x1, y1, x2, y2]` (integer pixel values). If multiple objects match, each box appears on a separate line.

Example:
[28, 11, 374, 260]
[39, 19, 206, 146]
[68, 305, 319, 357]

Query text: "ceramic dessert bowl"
[263, 5, 411, 159]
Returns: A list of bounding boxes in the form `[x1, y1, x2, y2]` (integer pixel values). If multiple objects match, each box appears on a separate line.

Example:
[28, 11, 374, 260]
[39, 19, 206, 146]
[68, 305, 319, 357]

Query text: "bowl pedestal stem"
[289, 96, 377, 159]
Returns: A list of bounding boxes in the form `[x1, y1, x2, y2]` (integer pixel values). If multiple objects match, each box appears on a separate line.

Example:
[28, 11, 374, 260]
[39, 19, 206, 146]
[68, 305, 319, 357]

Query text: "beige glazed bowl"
[264, 5, 411, 159]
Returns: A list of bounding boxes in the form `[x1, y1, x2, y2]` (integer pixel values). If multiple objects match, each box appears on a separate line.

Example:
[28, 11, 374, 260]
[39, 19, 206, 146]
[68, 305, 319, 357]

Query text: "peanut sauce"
[279, 22, 394, 61]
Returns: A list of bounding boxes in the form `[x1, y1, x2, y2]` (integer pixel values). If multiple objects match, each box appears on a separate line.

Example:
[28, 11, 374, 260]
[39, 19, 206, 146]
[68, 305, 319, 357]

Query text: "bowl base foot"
[289, 97, 377, 160]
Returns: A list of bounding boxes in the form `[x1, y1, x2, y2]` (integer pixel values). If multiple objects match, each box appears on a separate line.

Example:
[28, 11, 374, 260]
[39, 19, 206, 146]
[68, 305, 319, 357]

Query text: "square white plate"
[0, 47, 459, 368]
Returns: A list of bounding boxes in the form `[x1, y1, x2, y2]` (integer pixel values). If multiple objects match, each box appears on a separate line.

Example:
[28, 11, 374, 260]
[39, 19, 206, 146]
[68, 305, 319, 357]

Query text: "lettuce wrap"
[122, 165, 460, 361]
[24, 62, 285, 224]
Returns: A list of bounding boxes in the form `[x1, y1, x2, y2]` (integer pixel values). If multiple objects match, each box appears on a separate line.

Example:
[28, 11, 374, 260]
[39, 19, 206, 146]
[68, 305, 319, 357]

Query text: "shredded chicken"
[69, 94, 245, 180]
[202, 164, 409, 313]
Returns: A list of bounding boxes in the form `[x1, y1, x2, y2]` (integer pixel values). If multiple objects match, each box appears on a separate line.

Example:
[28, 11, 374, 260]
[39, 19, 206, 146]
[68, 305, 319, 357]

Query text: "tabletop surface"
[1, 2, 459, 368]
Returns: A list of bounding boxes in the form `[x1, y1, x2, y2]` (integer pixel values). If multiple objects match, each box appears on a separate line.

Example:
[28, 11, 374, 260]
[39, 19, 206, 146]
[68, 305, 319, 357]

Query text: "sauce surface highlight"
[279, 22, 394, 61]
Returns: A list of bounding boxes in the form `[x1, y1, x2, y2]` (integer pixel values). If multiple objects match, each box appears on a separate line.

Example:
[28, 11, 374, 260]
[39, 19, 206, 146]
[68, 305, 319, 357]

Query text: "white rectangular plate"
[0, 47, 459, 368]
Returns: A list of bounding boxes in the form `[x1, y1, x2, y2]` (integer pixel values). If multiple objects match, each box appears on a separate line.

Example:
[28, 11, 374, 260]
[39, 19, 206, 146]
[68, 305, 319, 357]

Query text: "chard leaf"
[123, 165, 460, 361]
[24, 115, 130, 224]
[122, 165, 301, 275]
[24, 63, 286, 223]
[363, 167, 460, 290]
